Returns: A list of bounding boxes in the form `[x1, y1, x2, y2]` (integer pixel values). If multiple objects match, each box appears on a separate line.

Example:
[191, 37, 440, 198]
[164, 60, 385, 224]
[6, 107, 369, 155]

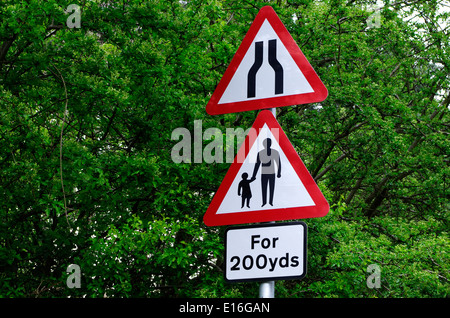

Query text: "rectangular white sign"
[225, 222, 307, 282]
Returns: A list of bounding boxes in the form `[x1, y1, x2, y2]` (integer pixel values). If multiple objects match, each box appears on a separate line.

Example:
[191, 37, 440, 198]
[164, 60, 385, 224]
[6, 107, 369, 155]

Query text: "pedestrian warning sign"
[203, 110, 329, 226]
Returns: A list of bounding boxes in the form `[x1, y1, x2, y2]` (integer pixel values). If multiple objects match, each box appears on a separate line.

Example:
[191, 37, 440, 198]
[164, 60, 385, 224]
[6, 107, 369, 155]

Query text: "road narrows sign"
[206, 6, 327, 115]
[225, 222, 307, 282]
[203, 110, 329, 227]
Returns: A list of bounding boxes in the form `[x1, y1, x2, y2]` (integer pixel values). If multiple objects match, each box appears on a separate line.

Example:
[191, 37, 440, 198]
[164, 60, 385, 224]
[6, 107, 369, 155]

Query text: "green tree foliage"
[0, 0, 448, 297]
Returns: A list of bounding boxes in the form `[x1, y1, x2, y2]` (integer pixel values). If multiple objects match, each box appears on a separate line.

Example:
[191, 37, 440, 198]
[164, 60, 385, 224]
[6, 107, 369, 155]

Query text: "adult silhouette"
[251, 138, 281, 206]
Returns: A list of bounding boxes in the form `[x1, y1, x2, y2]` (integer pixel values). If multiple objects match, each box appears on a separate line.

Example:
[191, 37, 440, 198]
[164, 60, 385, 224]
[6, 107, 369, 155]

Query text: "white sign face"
[218, 19, 314, 105]
[225, 222, 307, 282]
[216, 123, 315, 215]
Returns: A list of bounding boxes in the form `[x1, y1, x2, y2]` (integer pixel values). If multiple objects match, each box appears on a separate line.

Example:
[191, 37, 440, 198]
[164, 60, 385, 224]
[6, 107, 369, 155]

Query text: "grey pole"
[259, 280, 275, 298]
[259, 107, 277, 299]
[269, 107, 276, 117]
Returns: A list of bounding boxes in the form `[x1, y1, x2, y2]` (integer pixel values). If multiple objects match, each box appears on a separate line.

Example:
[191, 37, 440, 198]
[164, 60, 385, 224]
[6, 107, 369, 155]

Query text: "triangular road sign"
[206, 6, 327, 115]
[203, 110, 329, 226]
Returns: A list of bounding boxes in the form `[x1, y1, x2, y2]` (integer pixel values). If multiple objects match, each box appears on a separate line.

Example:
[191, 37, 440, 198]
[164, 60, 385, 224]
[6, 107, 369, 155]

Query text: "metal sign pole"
[259, 280, 275, 298]
[259, 107, 276, 299]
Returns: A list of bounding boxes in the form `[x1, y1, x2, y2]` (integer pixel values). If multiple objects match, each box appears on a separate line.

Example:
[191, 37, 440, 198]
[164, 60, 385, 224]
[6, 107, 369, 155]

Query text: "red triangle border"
[206, 6, 328, 115]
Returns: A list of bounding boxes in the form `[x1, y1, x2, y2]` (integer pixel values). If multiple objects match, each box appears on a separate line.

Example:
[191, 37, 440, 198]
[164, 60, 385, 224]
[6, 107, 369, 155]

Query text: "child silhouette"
[238, 173, 255, 208]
